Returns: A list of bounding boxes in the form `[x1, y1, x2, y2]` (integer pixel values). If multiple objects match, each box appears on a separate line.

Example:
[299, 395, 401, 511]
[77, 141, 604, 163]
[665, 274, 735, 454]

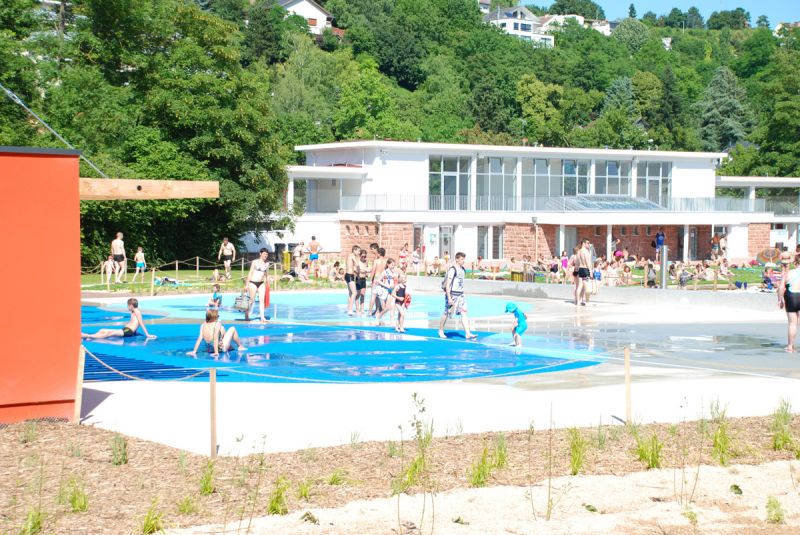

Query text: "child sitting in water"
[187, 309, 246, 357]
[82, 298, 156, 340]
[505, 302, 528, 347]
[208, 284, 222, 309]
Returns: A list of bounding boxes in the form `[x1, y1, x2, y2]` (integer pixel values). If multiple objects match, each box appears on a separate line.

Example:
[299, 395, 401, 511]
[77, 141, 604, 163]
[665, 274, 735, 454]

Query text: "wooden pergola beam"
[79, 178, 219, 201]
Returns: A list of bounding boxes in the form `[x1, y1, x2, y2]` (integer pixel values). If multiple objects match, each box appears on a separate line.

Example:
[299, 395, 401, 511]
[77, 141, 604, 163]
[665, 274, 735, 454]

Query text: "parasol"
[756, 248, 781, 265]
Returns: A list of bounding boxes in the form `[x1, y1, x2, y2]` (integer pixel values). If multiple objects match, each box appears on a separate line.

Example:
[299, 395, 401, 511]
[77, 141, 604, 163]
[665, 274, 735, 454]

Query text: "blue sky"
[599, 1, 794, 27]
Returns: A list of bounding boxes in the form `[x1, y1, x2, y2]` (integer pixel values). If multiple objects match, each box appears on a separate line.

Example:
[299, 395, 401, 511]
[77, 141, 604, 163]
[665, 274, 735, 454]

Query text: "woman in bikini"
[244, 248, 270, 322]
[356, 249, 370, 314]
[187, 309, 246, 357]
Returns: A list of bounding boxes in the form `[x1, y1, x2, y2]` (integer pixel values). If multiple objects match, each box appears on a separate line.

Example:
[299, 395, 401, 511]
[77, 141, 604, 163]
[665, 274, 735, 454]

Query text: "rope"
[83, 347, 209, 382]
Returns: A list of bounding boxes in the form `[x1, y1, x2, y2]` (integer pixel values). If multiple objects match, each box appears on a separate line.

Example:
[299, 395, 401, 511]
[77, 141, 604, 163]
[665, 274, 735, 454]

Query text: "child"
[187, 309, 246, 357]
[101, 255, 115, 285]
[208, 284, 222, 309]
[82, 298, 156, 340]
[505, 302, 528, 347]
[394, 271, 410, 332]
[130, 247, 146, 283]
[374, 259, 397, 326]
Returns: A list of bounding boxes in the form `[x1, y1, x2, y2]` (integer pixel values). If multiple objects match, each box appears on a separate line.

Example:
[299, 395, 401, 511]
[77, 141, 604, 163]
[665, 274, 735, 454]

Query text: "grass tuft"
[569, 428, 588, 475]
[327, 468, 345, 486]
[766, 496, 785, 524]
[110, 433, 128, 466]
[198, 461, 215, 496]
[297, 479, 313, 501]
[19, 507, 44, 535]
[771, 398, 794, 451]
[176, 495, 198, 515]
[141, 498, 164, 534]
[634, 432, 663, 469]
[492, 433, 507, 469]
[467, 445, 492, 487]
[267, 476, 289, 515]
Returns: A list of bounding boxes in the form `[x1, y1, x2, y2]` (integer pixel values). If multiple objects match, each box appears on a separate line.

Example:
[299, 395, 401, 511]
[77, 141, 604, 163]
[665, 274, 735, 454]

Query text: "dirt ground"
[1, 415, 799, 534]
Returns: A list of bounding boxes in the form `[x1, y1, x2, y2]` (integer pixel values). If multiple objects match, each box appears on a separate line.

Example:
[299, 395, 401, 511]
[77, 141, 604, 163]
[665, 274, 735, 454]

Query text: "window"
[520, 23, 532, 32]
[477, 156, 516, 210]
[645, 226, 652, 235]
[307, 18, 317, 26]
[632, 226, 639, 236]
[500, 22, 506, 28]
[521, 158, 588, 206]
[429, 155, 470, 210]
[561, 159, 589, 196]
[492, 225, 504, 259]
[637, 161, 672, 206]
[772, 223, 786, 230]
[477, 226, 489, 258]
[620, 227, 627, 236]
[595, 160, 631, 195]
[594, 226, 601, 237]
[513, 22, 519, 30]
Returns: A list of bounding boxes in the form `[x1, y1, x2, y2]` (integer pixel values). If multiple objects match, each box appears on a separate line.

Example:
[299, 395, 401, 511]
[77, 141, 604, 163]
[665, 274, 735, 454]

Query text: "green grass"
[110, 433, 128, 466]
[771, 398, 794, 451]
[296, 479, 313, 501]
[198, 461, 215, 496]
[19, 507, 44, 534]
[492, 433, 507, 469]
[176, 495, 198, 515]
[467, 445, 492, 488]
[327, 469, 345, 486]
[710, 402, 733, 465]
[634, 432, 663, 469]
[766, 496, 785, 524]
[267, 476, 289, 515]
[19, 421, 38, 445]
[568, 428, 588, 475]
[141, 499, 164, 534]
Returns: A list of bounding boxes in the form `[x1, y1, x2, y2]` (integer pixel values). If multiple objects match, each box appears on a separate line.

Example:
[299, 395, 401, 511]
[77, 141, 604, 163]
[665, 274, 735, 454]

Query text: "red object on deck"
[0, 147, 81, 422]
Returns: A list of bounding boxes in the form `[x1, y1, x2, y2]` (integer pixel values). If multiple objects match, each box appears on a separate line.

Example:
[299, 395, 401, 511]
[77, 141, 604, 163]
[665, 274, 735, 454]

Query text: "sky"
[599, 0, 795, 27]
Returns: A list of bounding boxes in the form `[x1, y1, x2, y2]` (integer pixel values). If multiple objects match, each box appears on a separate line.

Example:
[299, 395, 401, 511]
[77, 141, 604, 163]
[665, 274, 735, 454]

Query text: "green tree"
[631, 70, 663, 127]
[733, 28, 777, 79]
[695, 67, 753, 151]
[244, 0, 307, 64]
[663, 8, 686, 29]
[613, 17, 650, 54]
[602, 76, 636, 117]
[516, 74, 564, 145]
[641, 11, 657, 26]
[628, 3, 636, 18]
[707, 8, 750, 30]
[569, 107, 647, 149]
[548, 0, 604, 20]
[756, 15, 769, 29]
[686, 7, 704, 29]
[206, 0, 246, 23]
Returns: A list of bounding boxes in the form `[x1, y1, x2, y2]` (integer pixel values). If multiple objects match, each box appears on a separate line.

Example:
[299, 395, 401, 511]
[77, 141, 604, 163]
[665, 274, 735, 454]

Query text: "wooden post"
[175, 260, 179, 280]
[624, 346, 632, 424]
[713, 268, 718, 291]
[73, 346, 85, 424]
[209, 368, 217, 459]
[241, 256, 245, 276]
[150, 267, 156, 296]
[196, 256, 199, 280]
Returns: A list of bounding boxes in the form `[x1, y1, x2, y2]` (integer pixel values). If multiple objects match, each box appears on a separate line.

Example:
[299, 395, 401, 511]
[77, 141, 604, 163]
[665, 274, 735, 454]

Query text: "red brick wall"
[503, 223, 555, 260]
[748, 223, 771, 258]
[611, 225, 683, 261]
[339, 220, 413, 263]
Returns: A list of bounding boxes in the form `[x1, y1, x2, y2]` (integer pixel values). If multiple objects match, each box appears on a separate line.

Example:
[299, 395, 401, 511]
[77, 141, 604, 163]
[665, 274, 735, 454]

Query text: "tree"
[602, 76, 636, 117]
[628, 3, 636, 18]
[707, 8, 750, 30]
[658, 65, 683, 130]
[663, 8, 686, 29]
[569, 107, 648, 149]
[548, 0, 605, 20]
[686, 7, 703, 29]
[613, 17, 650, 54]
[631, 70, 663, 127]
[733, 28, 777, 79]
[244, 0, 307, 64]
[695, 67, 753, 151]
[516, 74, 564, 145]
[756, 15, 769, 29]
[641, 11, 657, 26]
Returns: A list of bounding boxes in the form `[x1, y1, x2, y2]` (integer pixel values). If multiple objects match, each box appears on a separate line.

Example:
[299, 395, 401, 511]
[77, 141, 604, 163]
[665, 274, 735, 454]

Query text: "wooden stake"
[150, 267, 156, 296]
[175, 260, 179, 280]
[624, 346, 632, 424]
[196, 256, 199, 280]
[241, 256, 245, 277]
[209, 368, 217, 459]
[713, 268, 718, 292]
[73, 346, 85, 424]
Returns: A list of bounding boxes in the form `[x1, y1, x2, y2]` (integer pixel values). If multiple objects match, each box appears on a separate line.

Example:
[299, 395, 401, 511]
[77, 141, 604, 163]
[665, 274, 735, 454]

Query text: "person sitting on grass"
[187, 309, 246, 358]
[208, 284, 222, 309]
[297, 262, 315, 284]
[82, 298, 156, 340]
[505, 302, 528, 347]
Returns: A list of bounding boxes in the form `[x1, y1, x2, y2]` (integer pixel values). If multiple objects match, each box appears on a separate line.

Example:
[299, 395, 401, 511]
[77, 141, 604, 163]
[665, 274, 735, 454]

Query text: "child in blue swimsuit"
[208, 284, 222, 309]
[505, 302, 528, 347]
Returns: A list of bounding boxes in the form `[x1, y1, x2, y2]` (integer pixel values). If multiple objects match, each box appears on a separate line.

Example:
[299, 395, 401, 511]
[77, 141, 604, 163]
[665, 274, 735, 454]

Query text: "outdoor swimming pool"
[80, 291, 604, 383]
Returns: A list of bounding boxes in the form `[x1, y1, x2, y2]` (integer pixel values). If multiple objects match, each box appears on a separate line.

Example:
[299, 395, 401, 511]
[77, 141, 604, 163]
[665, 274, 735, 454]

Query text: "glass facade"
[429, 155, 470, 210]
[636, 161, 672, 205]
[477, 157, 517, 210]
[595, 160, 631, 195]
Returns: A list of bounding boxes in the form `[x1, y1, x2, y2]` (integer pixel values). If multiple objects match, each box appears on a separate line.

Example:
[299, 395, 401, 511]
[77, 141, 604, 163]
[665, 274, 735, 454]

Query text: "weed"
[267, 476, 289, 515]
[177, 452, 188, 476]
[300, 511, 319, 524]
[584, 504, 597, 512]
[141, 499, 164, 534]
[766, 496, 785, 524]
[110, 433, 128, 466]
[198, 461, 215, 496]
[492, 433, 507, 469]
[67, 443, 82, 458]
[19, 507, 43, 534]
[297, 479, 313, 501]
[452, 516, 469, 525]
[730, 484, 742, 495]
[301, 447, 317, 463]
[467, 445, 492, 487]
[67, 479, 88, 513]
[526, 422, 537, 519]
[596, 418, 606, 450]
[608, 425, 621, 442]
[327, 468, 345, 486]
[712, 417, 733, 466]
[19, 421, 38, 445]
[771, 398, 794, 451]
[176, 495, 198, 515]
[635, 432, 663, 469]
[682, 507, 698, 526]
[350, 431, 360, 448]
[668, 424, 679, 436]
[568, 428, 588, 475]
[387, 441, 399, 458]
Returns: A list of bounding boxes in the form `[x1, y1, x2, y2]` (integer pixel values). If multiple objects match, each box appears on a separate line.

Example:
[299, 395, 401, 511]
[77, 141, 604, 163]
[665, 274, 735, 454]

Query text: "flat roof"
[717, 176, 800, 187]
[0, 146, 82, 156]
[287, 165, 368, 180]
[295, 140, 727, 161]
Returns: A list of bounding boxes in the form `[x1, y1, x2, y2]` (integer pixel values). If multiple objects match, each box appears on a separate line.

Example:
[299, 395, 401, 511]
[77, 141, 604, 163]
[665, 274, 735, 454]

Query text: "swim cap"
[505, 302, 517, 313]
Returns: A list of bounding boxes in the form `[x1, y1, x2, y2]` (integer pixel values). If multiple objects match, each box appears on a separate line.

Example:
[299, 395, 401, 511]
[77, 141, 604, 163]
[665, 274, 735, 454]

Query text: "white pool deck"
[80, 282, 800, 456]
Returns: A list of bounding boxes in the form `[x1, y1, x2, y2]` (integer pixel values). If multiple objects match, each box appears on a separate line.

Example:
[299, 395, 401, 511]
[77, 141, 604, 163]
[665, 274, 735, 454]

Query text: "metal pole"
[660, 245, 669, 289]
[624, 346, 632, 424]
[209, 369, 217, 459]
[73, 346, 85, 424]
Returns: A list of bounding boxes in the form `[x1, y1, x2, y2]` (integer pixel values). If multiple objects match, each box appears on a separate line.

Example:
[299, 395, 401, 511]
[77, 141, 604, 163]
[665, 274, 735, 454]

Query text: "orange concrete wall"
[0, 149, 81, 422]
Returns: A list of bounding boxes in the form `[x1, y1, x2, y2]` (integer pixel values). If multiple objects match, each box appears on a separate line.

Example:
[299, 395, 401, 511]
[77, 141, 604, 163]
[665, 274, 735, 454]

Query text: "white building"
[484, 6, 555, 47]
[279, 0, 332, 35]
[273, 141, 800, 264]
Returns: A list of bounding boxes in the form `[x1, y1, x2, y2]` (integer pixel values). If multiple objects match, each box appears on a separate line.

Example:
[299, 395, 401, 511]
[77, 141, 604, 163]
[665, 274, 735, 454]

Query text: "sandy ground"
[176, 461, 800, 534]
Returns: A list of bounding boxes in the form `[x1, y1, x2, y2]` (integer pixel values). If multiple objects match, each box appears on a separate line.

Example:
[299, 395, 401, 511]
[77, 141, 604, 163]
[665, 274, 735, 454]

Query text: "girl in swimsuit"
[779, 261, 800, 352]
[245, 248, 270, 322]
[188, 309, 246, 357]
[356, 251, 369, 314]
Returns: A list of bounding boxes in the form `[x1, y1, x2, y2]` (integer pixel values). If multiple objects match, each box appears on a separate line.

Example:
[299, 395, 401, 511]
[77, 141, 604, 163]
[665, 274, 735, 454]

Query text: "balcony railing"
[305, 194, 797, 214]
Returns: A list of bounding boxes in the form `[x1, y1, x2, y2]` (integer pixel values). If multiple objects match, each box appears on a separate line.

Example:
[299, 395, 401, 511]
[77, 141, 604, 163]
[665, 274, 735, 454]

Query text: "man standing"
[438, 252, 477, 340]
[293, 241, 305, 271]
[217, 237, 236, 279]
[307, 236, 322, 276]
[368, 246, 387, 316]
[575, 239, 593, 306]
[655, 227, 666, 262]
[111, 232, 126, 283]
[719, 233, 728, 259]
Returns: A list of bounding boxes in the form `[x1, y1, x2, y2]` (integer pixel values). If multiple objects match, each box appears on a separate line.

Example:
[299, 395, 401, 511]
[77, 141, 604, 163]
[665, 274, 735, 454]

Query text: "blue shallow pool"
[81, 292, 604, 383]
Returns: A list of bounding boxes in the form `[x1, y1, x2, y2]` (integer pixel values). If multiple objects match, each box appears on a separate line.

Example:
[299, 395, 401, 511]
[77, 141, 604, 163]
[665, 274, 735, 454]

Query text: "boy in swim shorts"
[81, 298, 156, 340]
[131, 247, 147, 283]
